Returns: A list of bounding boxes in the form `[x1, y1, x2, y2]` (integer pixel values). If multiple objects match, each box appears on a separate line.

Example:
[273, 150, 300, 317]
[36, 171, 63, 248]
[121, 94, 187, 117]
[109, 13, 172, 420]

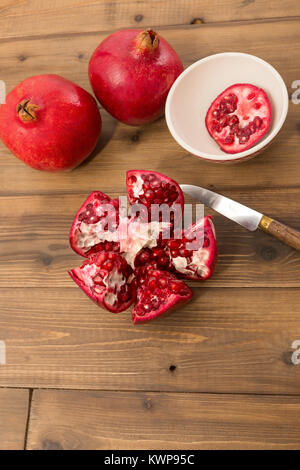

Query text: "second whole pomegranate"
[88, 29, 183, 126]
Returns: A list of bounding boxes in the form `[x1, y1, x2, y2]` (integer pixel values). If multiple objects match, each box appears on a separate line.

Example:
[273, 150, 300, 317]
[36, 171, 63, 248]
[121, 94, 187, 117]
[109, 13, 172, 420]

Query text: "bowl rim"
[165, 52, 289, 162]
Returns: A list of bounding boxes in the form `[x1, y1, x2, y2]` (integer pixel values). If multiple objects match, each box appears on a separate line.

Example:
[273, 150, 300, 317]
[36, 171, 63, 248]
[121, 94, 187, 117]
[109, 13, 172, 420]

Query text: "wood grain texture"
[27, 389, 300, 449]
[0, 287, 300, 393]
[1, 0, 300, 40]
[0, 388, 29, 450]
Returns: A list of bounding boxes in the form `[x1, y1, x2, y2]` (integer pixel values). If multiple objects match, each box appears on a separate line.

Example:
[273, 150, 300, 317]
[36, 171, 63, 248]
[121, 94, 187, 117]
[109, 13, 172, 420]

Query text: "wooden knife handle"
[259, 215, 300, 251]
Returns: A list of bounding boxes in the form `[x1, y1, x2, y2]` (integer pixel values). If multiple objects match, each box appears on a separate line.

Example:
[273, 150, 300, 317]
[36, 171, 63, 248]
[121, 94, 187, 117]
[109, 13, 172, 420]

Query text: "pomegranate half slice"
[69, 191, 120, 257]
[69, 252, 137, 313]
[165, 216, 217, 280]
[205, 83, 271, 154]
[126, 170, 184, 224]
[132, 268, 193, 324]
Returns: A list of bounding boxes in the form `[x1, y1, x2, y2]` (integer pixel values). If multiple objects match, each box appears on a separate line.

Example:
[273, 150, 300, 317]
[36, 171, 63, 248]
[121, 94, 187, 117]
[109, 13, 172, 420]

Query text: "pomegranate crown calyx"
[17, 99, 39, 122]
[135, 29, 159, 53]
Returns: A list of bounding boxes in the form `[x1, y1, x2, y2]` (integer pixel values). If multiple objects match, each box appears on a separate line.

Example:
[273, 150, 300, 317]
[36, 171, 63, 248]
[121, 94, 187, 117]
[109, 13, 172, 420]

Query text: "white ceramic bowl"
[165, 52, 288, 163]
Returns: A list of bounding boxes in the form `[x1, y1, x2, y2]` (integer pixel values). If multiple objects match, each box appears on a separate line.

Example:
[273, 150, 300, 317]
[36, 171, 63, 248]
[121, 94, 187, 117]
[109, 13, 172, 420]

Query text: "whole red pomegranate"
[0, 74, 101, 171]
[88, 29, 183, 125]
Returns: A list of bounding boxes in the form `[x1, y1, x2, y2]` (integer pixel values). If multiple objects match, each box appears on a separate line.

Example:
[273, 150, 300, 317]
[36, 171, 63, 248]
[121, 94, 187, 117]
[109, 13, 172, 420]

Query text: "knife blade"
[180, 184, 300, 251]
[180, 184, 262, 231]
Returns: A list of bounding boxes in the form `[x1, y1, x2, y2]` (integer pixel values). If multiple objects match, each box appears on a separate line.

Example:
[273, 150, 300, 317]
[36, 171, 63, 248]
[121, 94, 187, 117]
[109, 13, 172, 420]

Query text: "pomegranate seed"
[254, 116, 263, 129]
[148, 279, 157, 290]
[170, 282, 181, 293]
[154, 188, 163, 198]
[212, 110, 220, 119]
[247, 93, 255, 100]
[158, 278, 168, 288]
[254, 102, 262, 110]
[225, 102, 237, 113]
[151, 299, 159, 310]
[169, 192, 178, 202]
[171, 249, 179, 257]
[243, 116, 249, 121]
[150, 179, 160, 189]
[239, 135, 250, 144]
[224, 135, 234, 145]
[249, 122, 256, 134]
[203, 236, 210, 247]
[93, 275, 103, 285]
[228, 115, 239, 126]
[148, 174, 157, 182]
[102, 260, 114, 270]
[119, 291, 130, 302]
[78, 212, 86, 221]
[89, 215, 100, 223]
[243, 126, 252, 136]
[152, 248, 164, 258]
[179, 247, 189, 257]
[158, 256, 169, 267]
[219, 116, 229, 127]
[145, 189, 154, 201]
[137, 251, 151, 264]
[228, 93, 238, 103]
[168, 240, 180, 249]
[128, 175, 137, 184]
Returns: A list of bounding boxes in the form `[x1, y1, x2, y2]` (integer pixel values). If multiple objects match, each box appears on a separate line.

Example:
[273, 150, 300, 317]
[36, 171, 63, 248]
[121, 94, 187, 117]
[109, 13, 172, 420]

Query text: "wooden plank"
[0, 189, 299, 288]
[1, 0, 300, 41]
[0, 19, 299, 190]
[27, 389, 300, 449]
[0, 287, 300, 393]
[0, 388, 29, 450]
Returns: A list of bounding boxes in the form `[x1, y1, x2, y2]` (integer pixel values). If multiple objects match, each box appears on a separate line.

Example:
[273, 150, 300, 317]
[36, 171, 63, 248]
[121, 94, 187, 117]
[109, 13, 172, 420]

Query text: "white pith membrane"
[209, 85, 270, 151]
[119, 217, 170, 268]
[75, 202, 118, 250]
[132, 174, 144, 198]
[76, 260, 129, 307]
[169, 218, 215, 278]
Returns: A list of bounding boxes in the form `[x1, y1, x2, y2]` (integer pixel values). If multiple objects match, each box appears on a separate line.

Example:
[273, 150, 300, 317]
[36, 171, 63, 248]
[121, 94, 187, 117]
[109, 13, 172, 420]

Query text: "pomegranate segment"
[205, 84, 271, 154]
[69, 191, 120, 257]
[126, 170, 184, 224]
[132, 268, 193, 324]
[165, 216, 217, 280]
[69, 252, 137, 313]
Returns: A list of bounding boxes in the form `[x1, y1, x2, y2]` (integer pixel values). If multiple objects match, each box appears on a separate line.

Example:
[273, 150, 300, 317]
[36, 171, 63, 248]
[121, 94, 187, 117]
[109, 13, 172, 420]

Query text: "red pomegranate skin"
[0, 74, 101, 171]
[88, 29, 183, 126]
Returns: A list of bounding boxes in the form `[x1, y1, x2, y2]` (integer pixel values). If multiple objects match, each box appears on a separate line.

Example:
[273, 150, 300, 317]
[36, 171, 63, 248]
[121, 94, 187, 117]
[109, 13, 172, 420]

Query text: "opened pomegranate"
[68, 171, 218, 323]
[132, 268, 193, 324]
[88, 29, 183, 125]
[0, 74, 101, 171]
[205, 84, 271, 154]
[69, 252, 136, 313]
[165, 216, 217, 280]
[70, 191, 120, 257]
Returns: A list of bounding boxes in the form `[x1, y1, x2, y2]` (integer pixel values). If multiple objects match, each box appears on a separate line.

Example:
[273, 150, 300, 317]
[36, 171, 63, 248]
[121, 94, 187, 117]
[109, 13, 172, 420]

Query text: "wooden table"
[0, 0, 300, 450]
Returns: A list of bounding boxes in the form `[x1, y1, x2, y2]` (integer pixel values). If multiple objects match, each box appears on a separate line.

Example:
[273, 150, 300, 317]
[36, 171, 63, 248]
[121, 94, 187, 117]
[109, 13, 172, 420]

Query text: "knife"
[180, 184, 300, 251]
